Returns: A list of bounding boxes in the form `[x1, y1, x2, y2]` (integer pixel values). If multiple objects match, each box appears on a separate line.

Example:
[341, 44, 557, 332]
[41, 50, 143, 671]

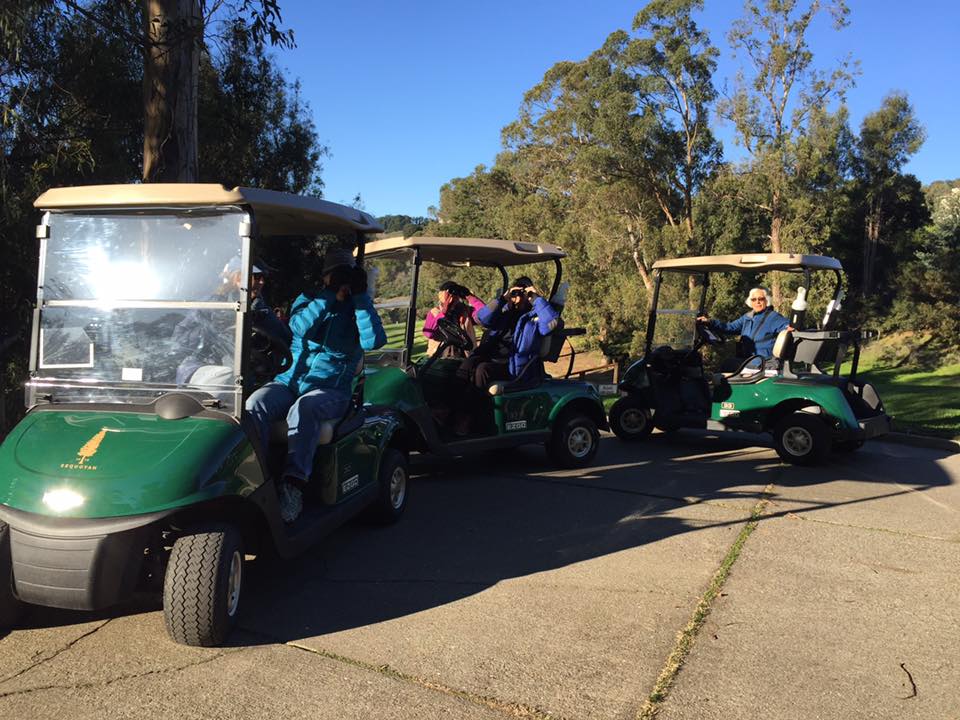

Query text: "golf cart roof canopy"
[363, 235, 566, 267]
[34, 184, 384, 235]
[652, 253, 842, 273]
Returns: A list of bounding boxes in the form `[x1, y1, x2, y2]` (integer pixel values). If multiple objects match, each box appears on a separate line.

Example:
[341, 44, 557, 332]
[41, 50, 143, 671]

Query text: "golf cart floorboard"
[428, 431, 551, 456]
[274, 483, 378, 558]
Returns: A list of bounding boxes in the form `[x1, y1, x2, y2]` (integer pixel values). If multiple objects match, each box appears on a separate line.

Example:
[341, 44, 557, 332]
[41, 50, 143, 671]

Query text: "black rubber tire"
[609, 396, 654, 441]
[0, 522, 23, 630]
[364, 449, 408, 525]
[547, 413, 600, 468]
[772, 413, 830, 466]
[163, 525, 243, 647]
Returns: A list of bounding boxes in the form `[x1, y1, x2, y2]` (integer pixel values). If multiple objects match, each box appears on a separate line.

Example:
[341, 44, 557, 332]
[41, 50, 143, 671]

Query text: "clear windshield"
[366, 248, 415, 367]
[652, 272, 702, 350]
[31, 209, 246, 412]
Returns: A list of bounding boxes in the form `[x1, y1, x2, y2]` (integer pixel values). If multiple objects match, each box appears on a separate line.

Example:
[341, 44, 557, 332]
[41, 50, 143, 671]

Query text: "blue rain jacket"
[274, 289, 386, 395]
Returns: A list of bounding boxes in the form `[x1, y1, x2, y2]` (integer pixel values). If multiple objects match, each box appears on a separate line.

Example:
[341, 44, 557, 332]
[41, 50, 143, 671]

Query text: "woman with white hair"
[696, 287, 791, 359]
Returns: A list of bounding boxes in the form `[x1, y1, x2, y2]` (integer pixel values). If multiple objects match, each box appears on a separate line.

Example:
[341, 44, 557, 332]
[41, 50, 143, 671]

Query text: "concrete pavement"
[0, 432, 956, 720]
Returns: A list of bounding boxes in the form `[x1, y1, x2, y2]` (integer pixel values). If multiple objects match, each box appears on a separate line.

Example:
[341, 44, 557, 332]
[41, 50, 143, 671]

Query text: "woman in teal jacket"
[246, 248, 386, 522]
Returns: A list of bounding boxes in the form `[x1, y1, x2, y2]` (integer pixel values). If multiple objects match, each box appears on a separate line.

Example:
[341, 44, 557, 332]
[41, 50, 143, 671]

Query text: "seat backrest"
[791, 336, 833, 365]
[772, 330, 793, 360]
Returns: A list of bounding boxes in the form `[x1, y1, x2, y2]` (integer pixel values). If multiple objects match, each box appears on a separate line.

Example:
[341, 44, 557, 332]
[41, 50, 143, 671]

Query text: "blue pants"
[245, 382, 351, 482]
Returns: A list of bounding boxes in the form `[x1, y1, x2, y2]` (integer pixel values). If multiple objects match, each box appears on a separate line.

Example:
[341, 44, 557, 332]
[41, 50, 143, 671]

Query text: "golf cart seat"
[720, 354, 768, 380]
[269, 357, 366, 446]
[487, 322, 585, 396]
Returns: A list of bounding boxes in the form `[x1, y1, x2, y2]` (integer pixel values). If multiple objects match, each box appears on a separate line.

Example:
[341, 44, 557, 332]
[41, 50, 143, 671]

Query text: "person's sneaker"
[278, 481, 303, 524]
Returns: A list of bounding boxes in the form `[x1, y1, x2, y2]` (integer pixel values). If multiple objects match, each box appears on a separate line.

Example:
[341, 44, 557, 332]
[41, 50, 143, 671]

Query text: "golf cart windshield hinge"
[239, 220, 252, 237]
[36, 224, 49, 239]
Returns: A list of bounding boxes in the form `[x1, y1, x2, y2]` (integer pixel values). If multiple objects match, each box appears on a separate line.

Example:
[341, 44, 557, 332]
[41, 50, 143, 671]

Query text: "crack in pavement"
[0, 618, 112, 686]
[636, 483, 775, 720]
[0, 649, 232, 700]
[783, 511, 949, 542]
[237, 625, 567, 720]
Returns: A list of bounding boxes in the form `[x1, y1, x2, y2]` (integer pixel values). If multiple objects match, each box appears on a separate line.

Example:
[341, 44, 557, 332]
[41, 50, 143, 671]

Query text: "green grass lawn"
[382, 322, 427, 359]
[848, 359, 960, 439]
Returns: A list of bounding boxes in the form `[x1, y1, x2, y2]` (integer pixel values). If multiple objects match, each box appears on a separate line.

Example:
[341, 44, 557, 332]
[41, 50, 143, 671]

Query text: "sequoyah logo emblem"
[60, 428, 108, 471]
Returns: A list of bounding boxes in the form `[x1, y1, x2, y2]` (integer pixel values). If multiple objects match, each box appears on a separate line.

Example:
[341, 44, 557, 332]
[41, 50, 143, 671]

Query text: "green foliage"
[0, 2, 326, 432]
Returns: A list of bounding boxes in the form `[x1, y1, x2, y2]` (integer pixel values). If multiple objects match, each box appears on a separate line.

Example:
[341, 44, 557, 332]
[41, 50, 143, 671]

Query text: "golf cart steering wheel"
[433, 315, 474, 353]
[250, 322, 293, 377]
[694, 320, 725, 349]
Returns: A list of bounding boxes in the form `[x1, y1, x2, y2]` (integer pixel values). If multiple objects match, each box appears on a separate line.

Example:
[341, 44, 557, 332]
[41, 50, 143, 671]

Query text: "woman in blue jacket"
[453, 276, 559, 434]
[697, 287, 791, 359]
[246, 247, 387, 522]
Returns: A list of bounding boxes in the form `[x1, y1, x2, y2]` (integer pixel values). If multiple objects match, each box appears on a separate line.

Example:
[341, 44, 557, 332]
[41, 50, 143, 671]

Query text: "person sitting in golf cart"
[453, 276, 559, 434]
[245, 247, 387, 523]
[696, 286, 791, 361]
[422, 281, 485, 357]
[174, 258, 290, 385]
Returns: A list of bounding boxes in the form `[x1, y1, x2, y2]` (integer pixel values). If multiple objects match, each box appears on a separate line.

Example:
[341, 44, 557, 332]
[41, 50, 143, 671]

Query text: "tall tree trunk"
[862, 198, 882, 298]
[627, 223, 654, 297]
[769, 187, 784, 306]
[142, 0, 200, 182]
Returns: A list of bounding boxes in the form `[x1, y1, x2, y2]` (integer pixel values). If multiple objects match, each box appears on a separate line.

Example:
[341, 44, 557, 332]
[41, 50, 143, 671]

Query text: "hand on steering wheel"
[694, 319, 725, 348]
[250, 323, 293, 376]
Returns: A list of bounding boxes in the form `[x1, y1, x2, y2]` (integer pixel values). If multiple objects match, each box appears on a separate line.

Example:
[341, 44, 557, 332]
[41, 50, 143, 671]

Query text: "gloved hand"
[350, 265, 368, 295]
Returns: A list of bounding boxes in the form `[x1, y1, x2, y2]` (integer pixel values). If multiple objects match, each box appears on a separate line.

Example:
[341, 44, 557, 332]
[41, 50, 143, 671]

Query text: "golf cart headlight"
[42, 488, 85, 513]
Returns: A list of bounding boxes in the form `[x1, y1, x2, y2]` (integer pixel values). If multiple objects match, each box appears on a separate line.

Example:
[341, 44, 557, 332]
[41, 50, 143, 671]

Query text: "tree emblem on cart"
[76, 428, 108, 465]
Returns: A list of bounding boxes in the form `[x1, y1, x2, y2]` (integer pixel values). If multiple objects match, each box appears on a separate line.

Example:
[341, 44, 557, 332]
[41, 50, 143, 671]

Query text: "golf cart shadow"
[234, 432, 954, 645]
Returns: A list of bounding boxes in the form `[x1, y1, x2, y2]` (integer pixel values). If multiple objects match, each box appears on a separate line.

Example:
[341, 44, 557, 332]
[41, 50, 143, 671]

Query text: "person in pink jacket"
[422, 281, 485, 357]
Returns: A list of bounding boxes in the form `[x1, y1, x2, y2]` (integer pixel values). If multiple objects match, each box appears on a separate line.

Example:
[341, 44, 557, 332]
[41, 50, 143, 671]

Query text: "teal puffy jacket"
[274, 289, 386, 395]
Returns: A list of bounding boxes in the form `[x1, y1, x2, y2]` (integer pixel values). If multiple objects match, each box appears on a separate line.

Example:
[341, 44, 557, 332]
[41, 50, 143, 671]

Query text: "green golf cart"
[608, 253, 891, 464]
[0, 184, 408, 646]
[361, 235, 608, 467]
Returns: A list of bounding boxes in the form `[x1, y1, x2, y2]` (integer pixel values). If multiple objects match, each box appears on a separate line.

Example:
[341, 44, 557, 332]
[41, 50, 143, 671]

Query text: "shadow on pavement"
[232, 430, 954, 645]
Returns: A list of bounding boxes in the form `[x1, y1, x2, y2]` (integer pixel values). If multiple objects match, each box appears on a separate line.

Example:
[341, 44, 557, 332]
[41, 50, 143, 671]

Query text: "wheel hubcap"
[567, 426, 593, 458]
[390, 466, 407, 509]
[226, 550, 242, 617]
[620, 408, 648, 434]
[782, 426, 813, 457]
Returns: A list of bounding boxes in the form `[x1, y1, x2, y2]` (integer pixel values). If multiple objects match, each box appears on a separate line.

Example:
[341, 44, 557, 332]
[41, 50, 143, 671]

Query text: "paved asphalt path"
[0, 433, 956, 720]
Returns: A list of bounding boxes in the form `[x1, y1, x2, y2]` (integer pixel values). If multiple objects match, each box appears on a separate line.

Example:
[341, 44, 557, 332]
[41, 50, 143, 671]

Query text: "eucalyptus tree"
[1, 0, 293, 182]
[720, 0, 856, 300]
[854, 92, 925, 296]
[502, 0, 720, 297]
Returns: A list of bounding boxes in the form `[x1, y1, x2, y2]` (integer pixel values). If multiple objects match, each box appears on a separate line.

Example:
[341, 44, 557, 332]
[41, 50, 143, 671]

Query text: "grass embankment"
[848, 349, 960, 438]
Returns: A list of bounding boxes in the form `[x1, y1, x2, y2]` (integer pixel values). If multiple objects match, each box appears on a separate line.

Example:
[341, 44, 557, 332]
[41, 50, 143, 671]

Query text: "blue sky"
[274, 0, 959, 218]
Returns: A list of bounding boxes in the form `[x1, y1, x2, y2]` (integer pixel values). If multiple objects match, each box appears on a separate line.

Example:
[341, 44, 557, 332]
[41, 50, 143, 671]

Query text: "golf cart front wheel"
[773, 413, 830, 466]
[608, 396, 653, 441]
[548, 413, 600, 468]
[163, 524, 244, 647]
[0, 522, 23, 629]
[365, 448, 409, 525]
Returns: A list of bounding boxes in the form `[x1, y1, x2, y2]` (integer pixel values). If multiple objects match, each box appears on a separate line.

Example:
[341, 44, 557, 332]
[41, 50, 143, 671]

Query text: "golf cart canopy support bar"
[34, 184, 384, 236]
[652, 253, 842, 273]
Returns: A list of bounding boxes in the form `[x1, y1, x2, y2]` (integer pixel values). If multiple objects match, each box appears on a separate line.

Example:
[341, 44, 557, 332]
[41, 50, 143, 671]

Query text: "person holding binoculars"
[452, 275, 559, 435]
